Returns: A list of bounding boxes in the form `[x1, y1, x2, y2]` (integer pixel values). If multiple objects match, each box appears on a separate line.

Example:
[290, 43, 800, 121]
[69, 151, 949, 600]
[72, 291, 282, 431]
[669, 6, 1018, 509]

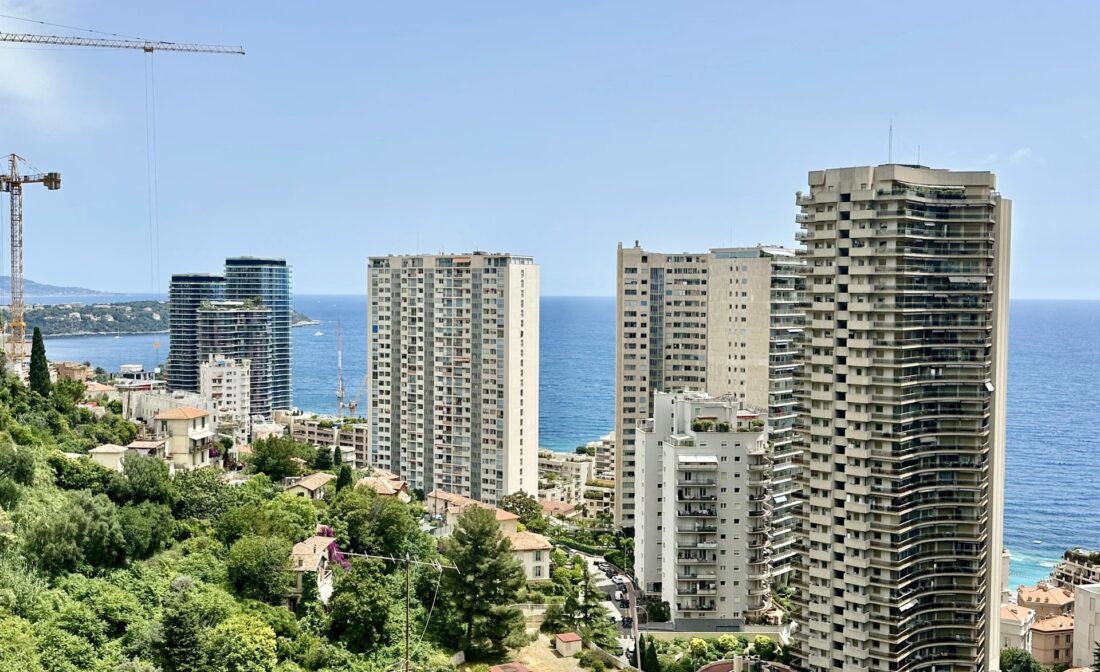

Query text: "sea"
[37, 294, 1098, 590]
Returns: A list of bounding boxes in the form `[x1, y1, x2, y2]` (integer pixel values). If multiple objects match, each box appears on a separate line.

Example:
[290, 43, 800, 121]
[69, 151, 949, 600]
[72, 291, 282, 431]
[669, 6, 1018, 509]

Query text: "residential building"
[368, 252, 539, 504]
[425, 489, 520, 537]
[587, 431, 616, 480]
[167, 273, 225, 392]
[199, 355, 252, 445]
[581, 479, 615, 523]
[1072, 583, 1100, 667]
[791, 165, 1012, 672]
[505, 530, 552, 582]
[1031, 615, 1074, 668]
[197, 300, 273, 420]
[999, 604, 1035, 653]
[53, 361, 93, 381]
[357, 469, 411, 502]
[290, 535, 340, 607]
[285, 473, 336, 500]
[1018, 584, 1075, 620]
[122, 389, 215, 431]
[1002, 549, 1013, 603]
[290, 415, 368, 468]
[614, 242, 805, 581]
[224, 257, 292, 411]
[126, 438, 166, 459]
[538, 450, 593, 505]
[635, 391, 772, 629]
[114, 364, 166, 393]
[540, 499, 578, 520]
[1053, 549, 1100, 590]
[87, 444, 128, 472]
[155, 407, 217, 471]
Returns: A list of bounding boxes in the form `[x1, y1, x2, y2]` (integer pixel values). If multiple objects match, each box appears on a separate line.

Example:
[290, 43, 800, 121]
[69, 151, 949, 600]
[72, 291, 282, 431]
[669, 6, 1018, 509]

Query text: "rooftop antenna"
[917, 144, 921, 166]
[888, 120, 893, 163]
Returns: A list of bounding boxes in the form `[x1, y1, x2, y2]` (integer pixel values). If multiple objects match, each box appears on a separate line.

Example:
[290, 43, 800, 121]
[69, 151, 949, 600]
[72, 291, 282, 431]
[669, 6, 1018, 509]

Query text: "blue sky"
[0, 1, 1094, 297]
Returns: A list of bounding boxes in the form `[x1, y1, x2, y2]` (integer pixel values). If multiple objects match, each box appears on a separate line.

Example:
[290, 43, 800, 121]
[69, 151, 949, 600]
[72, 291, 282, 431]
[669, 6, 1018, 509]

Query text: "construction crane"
[336, 322, 346, 417]
[0, 156, 59, 373]
[0, 29, 242, 375]
[0, 31, 243, 54]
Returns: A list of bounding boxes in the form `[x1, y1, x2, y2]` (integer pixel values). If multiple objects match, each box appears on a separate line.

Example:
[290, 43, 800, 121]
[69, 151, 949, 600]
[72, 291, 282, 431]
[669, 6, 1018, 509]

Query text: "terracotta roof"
[1018, 584, 1075, 606]
[427, 489, 520, 522]
[556, 632, 582, 643]
[1031, 614, 1074, 632]
[505, 531, 552, 552]
[291, 536, 336, 572]
[154, 406, 209, 421]
[84, 382, 116, 393]
[127, 439, 166, 449]
[357, 475, 408, 496]
[372, 468, 401, 481]
[540, 499, 576, 516]
[490, 664, 530, 672]
[290, 472, 336, 492]
[1000, 605, 1034, 624]
[89, 443, 127, 454]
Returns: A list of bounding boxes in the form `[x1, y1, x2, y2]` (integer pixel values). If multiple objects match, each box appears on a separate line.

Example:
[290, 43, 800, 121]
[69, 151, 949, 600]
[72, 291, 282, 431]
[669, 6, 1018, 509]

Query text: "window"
[534, 550, 542, 561]
[534, 565, 543, 578]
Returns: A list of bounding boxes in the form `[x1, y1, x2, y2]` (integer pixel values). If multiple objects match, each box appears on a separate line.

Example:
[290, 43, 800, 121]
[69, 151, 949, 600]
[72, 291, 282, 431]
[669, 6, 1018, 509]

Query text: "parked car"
[621, 617, 633, 628]
[614, 590, 624, 602]
[620, 599, 629, 608]
[612, 575, 626, 585]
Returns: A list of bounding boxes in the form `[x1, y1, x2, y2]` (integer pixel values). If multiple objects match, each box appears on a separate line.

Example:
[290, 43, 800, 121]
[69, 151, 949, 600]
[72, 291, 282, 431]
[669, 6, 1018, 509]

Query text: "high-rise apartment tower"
[167, 273, 225, 392]
[615, 242, 806, 577]
[368, 252, 539, 504]
[791, 165, 1010, 672]
[197, 300, 273, 421]
[224, 258, 292, 411]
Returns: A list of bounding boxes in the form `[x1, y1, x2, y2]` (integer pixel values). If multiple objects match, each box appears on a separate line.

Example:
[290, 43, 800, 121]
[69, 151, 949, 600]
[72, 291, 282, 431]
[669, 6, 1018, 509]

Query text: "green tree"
[439, 507, 526, 654]
[248, 436, 313, 481]
[154, 580, 207, 672]
[752, 636, 778, 662]
[335, 465, 352, 491]
[0, 615, 42, 672]
[643, 637, 660, 672]
[0, 442, 35, 486]
[313, 446, 333, 470]
[327, 558, 392, 652]
[1094, 640, 1100, 669]
[173, 466, 233, 520]
[500, 491, 542, 524]
[27, 489, 125, 573]
[119, 502, 174, 560]
[29, 327, 50, 396]
[205, 613, 278, 672]
[332, 443, 342, 467]
[999, 647, 1045, 672]
[634, 634, 645, 669]
[329, 487, 423, 559]
[217, 494, 316, 547]
[227, 535, 292, 604]
[122, 453, 174, 504]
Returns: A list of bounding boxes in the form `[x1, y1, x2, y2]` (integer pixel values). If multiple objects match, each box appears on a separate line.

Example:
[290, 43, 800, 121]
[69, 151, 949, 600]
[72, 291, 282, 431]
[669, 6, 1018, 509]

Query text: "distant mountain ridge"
[0, 276, 114, 296]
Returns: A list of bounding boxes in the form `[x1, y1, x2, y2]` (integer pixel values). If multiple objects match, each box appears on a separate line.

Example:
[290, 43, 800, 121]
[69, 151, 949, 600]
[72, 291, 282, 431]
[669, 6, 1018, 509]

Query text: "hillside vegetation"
[0, 357, 527, 671]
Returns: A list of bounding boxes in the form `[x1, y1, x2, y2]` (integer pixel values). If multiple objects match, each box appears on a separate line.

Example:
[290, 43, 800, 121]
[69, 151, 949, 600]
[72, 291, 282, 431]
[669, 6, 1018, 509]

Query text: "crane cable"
[144, 51, 161, 295]
[0, 12, 146, 40]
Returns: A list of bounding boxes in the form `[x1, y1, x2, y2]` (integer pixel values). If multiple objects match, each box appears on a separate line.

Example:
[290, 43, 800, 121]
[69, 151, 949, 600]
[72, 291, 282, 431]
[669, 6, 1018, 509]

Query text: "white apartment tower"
[791, 165, 1011, 672]
[199, 354, 252, 445]
[615, 242, 805, 576]
[636, 392, 772, 628]
[368, 252, 539, 504]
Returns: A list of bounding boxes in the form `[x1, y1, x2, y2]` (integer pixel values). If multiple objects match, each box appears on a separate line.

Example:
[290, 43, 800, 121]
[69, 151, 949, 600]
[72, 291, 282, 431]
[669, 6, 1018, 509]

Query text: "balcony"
[678, 571, 718, 581]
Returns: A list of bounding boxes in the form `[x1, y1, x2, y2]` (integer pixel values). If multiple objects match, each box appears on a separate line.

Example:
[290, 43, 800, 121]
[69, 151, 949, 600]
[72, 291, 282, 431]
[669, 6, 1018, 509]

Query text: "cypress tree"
[634, 634, 645, 669]
[644, 637, 660, 672]
[333, 443, 343, 466]
[29, 327, 50, 396]
[336, 465, 352, 491]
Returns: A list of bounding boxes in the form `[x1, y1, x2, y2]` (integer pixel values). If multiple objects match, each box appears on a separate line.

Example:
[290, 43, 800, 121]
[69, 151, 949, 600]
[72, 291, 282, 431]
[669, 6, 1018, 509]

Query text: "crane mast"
[0, 155, 60, 375]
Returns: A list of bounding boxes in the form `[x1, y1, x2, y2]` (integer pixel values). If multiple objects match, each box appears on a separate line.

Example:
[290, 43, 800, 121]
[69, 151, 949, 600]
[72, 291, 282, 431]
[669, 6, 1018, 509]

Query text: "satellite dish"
[153, 367, 161, 374]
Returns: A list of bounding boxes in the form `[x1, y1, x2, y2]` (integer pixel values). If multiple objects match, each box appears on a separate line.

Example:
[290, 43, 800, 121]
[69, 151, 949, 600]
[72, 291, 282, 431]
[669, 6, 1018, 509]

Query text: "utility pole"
[405, 553, 412, 672]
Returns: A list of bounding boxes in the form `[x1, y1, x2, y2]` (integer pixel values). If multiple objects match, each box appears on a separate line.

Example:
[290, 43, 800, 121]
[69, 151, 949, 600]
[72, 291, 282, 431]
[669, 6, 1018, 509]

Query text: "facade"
[167, 274, 225, 392]
[114, 364, 166, 393]
[357, 469, 411, 502]
[155, 407, 217, 471]
[635, 392, 772, 629]
[368, 252, 539, 504]
[505, 530, 552, 582]
[1053, 549, 1100, 590]
[224, 258, 292, 411]
[613, 242, 805, 567]
[285, 472, 336, 500]
[587, 431, 616, 480]
[1018, 584, 1075, 621]
[1031, 615, 1074, 668]
[197, 300, 273, 421]
[290, 416, 369, 468]
[200, 355, 252, 445]
[537, 450, 593, 505]
[425, 489, 521, 537]
[88, 444, 127, 472]
[581, 479, 615, 523]
[1072, 583, 1100, 667]
[122, 389, 215, 430]
[290, 536, 338, 607]
[791, 165, 1012, 672]
[999, 604, 1034, 653]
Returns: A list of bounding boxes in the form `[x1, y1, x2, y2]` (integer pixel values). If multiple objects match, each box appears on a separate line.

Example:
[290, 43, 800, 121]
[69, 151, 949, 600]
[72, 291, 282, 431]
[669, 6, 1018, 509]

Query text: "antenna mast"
[888, 120, 893, 163]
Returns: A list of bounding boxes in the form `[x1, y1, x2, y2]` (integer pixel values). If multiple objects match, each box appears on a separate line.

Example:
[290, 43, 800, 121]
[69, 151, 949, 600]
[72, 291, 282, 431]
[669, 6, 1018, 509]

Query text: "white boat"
[314, 331, 324, 336]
